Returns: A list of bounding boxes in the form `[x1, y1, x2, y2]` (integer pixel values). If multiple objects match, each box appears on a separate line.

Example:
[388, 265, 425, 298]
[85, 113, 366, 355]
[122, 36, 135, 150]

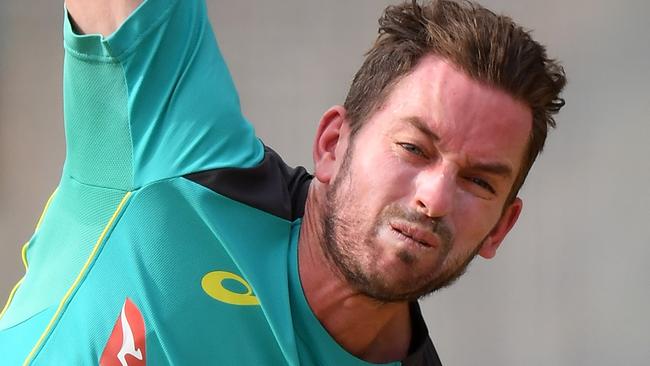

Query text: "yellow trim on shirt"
[0, 189, 58, 322]
[22, 191, 132, 366]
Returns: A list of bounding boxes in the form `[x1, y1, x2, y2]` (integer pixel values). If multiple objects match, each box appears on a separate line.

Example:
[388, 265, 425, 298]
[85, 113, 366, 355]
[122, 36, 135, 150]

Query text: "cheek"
[451, 194, 503, 244]
[356, 149, 417, 199]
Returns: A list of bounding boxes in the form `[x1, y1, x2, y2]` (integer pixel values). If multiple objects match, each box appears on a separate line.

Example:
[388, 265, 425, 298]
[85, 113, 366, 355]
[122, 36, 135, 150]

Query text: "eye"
[467, 176, 496, 194]
[397, 142, 425, 157]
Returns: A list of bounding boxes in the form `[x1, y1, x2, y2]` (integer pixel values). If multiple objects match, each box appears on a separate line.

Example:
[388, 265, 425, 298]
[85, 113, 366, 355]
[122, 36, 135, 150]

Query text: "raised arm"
[66, 0, 142, 36]
[61, 0, 263, 191]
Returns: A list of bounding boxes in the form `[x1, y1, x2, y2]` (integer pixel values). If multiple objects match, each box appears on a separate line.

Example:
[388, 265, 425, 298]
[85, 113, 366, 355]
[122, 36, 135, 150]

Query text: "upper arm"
[63, 0, 263, 190]
[66, 0, 143, 37]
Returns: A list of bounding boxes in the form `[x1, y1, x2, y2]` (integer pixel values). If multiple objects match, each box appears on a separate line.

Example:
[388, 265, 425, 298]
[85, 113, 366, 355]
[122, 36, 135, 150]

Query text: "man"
[0, 0, 565, 364]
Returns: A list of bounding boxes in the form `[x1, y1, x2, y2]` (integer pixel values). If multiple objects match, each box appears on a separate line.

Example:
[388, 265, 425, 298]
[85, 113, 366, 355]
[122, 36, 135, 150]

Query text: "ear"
[313, 105, 349, 184]
[478, 198, 523, 259]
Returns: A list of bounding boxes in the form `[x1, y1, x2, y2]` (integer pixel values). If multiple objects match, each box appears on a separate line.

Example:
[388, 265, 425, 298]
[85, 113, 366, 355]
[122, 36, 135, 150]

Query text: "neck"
[298, 183, 412, 363]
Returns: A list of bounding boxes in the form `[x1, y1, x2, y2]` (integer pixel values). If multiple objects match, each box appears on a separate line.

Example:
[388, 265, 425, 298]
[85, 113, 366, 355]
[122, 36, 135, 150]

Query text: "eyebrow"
[467, 160, 513, 178]
[403, 116, 440, 143]
[402, 116, 513, 178]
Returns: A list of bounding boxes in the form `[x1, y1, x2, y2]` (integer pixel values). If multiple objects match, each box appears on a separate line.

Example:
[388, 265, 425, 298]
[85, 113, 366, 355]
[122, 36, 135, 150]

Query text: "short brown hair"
[343, 0, 566, 202]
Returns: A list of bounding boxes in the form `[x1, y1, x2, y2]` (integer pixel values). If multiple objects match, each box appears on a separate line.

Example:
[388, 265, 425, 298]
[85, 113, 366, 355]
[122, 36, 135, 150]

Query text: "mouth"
[389, 222, 438, 248]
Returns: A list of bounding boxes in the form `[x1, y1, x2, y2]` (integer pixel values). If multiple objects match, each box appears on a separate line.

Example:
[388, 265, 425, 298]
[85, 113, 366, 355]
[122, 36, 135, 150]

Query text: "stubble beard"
[321, 148, 483, 303]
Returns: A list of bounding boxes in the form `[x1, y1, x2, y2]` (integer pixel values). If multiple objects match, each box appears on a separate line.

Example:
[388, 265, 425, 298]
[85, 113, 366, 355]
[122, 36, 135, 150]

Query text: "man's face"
[321, 55, 532, 302]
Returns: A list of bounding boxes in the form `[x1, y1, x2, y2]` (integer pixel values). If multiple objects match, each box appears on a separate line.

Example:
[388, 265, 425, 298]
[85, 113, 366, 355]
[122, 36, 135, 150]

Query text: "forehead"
[370, 55, 532, 170]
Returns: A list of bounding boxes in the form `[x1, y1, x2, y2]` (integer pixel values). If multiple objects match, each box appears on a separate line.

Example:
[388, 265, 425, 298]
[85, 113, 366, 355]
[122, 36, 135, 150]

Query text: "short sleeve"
[62, 0, 263, 190]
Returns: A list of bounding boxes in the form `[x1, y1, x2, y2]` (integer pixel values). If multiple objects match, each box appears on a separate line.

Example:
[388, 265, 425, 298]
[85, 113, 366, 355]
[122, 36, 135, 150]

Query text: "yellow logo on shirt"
[201, 271, 260, 306]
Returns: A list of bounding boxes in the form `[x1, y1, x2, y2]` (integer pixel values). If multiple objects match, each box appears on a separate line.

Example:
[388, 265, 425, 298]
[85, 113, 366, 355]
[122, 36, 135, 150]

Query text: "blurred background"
[1, 0, 648, 364]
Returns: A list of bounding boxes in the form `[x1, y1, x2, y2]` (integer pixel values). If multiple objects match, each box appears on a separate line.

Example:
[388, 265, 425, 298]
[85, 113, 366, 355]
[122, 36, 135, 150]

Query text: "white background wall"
[1, 0, 648, 364]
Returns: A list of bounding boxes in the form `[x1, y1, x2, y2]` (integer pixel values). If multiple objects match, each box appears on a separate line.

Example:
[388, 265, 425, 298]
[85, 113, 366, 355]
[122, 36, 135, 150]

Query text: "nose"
[413, 164, 456, 218]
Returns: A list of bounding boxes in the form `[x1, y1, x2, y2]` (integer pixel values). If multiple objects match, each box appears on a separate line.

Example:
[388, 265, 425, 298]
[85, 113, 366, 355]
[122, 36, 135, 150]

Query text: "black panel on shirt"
[403, 302, 443, 366]
[184, 146, 442, 365]
[184, 146, 312, 221]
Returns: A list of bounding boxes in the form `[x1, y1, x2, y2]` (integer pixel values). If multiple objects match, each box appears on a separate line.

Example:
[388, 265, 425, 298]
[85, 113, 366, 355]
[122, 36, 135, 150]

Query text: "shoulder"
[185, 145, 313, 221]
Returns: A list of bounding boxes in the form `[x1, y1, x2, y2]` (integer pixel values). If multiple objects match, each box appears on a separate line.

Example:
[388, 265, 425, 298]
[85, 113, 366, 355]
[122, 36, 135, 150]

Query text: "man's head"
[311, 0, 565, 302]
[344, 0, 565, 202]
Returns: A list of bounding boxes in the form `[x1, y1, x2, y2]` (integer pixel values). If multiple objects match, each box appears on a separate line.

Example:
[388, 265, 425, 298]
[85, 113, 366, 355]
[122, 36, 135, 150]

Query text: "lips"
[390, 221, 438, 248]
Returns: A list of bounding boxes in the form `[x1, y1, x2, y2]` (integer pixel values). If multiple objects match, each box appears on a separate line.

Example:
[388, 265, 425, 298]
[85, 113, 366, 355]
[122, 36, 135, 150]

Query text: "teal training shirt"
[0, 0, 441, 365]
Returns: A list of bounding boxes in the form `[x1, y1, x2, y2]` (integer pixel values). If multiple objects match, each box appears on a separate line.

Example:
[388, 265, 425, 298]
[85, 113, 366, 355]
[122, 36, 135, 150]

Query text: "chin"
[357, 249, 477, 302]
